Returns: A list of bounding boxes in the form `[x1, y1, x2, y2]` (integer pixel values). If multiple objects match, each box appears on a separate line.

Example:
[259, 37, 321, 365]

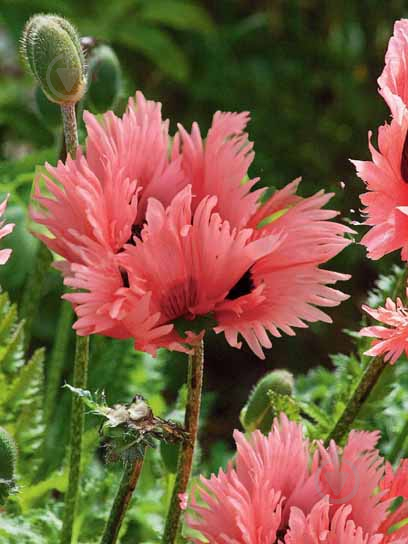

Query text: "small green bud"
[240, 370, 294, 434]
[0, 427, 17, 504]
[21, 14, 86, 104]
[86, 45, 121, 113]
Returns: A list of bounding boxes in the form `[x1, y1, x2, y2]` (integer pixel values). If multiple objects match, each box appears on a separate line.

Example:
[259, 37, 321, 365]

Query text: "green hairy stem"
[162, 341, 204, 543]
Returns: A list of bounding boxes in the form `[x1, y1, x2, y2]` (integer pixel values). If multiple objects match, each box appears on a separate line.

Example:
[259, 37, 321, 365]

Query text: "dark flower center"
[119, 224, 144, 287]
[401, 128, 408, 183]
[160, 278, 199, 321]
[226, 269, 254, 300]
[120, 268, 129, 288]
[127, 223, 143, 245]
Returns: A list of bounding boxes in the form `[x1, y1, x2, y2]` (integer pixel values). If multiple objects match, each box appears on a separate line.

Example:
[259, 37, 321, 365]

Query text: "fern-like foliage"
[0, 291, 45, 483]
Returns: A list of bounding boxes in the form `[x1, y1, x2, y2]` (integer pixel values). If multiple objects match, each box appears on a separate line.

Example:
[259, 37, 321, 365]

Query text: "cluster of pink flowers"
[355, 19, 408, 363]
[186, 414, 408, 543]
[0, 196, 13, 265]
[31, 92, 352, 357]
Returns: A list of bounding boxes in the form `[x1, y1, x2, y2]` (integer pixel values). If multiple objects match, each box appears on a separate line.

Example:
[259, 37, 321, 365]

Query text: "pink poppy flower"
[352, 105, 408, 261]
[0, 196, 14, 265]
[360, 296, 408, 364]
[31, 92, 352, 357]
[378, 19, 408, 117]
[381, 460, 408, 501]
[286, 499, 383, 544]
[185, 414, 408, 543]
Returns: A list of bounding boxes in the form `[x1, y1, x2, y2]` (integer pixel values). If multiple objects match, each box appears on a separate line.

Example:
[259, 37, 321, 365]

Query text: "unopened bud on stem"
[87, 44, 121, 113]
[21, 14, 86, 104]
[240, 370, 294, 433]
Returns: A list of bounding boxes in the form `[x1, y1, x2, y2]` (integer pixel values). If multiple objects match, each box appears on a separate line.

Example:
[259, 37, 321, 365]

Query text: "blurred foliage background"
[0, 0, 407, 456]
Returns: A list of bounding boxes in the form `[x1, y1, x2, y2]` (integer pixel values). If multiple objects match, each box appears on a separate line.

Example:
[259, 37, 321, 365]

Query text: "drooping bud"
[0, 427, 17, 504]
[86, 45, 121, 113]
[240, 370, 294, 433]
[21, 14, 86, 104]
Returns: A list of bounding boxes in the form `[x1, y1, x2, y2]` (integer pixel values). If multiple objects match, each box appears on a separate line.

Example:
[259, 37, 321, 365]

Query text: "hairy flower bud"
[87, 44, 121, 113]
[0, 427, 17, 504]
[240, 370, 294, 433]
[21, 14, 86, 104]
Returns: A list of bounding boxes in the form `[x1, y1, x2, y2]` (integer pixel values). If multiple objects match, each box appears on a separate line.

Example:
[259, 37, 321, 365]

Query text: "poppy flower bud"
[87, 44, 121, 113]
[0, 427, 17, 504]
[240, 370, 294, 433]
[21, 14, 86, 104]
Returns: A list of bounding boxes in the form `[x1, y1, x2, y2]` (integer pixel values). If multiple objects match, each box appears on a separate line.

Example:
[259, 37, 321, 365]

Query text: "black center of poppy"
[401, 128, 408, 183]
[127, 223, 144, 245]
[226, 269, 254, 300]
[120, 268, 130, 288]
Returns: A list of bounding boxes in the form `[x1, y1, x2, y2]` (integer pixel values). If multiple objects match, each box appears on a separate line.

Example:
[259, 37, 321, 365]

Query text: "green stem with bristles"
[100, 454, 145, 544]
[325, 267, 408, 447]
[60, 103, 78, 157]
[60, 335, 89, 544]
[162, 340, 204, 543]
[325, 355, 387, 446]
[59, 101, 90, 544]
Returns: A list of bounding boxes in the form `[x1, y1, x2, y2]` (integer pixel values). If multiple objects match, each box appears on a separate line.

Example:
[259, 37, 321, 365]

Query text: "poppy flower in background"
[185, 414, 408, 543]
[0, 196, 14, 265]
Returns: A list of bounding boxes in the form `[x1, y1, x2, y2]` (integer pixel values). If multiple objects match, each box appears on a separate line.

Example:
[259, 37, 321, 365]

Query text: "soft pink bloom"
[0, 196, 14, 265]
[352, 105, 408, 261]
[381, 460, 408, 501]
[378, 460, 408, 543]
[378, 19, 408, 117]
[360, 295, 408, 364]
[31, 92, 352, 357]
[286, 500, 383, 544]
[185, 414, 408, 543]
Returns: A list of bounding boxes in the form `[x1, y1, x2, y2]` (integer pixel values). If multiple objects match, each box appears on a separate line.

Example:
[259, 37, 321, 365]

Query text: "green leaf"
[115, 24, 189, 82]
[139, 0, 214, 34]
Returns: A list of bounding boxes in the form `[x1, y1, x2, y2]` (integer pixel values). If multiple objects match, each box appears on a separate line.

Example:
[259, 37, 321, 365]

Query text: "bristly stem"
[100, 455, 145, 544]
[59, 100, 90, 544]
[60, 335, 90, 544]
[325, 355, 387, 446]
[60, 103, 78, 157]
[162, 340, 204, 543]
[325, 267, 408, 447]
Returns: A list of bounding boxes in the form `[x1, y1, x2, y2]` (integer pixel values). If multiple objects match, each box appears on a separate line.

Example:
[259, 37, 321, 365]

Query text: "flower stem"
[325, 267, 408, 447]
[60, 103, 78, 157]
[100, 455, 145, 544]
[60, 335, 90, 544]
[162, 340, 204, 543]
[325, 355, 387, 446]
[389, 416, 408, 464]
[59, 100, 90, 544]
